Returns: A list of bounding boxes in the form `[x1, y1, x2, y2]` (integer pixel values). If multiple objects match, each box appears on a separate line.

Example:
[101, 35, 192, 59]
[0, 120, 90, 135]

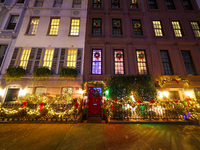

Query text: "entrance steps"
[87, 113, 102, 123]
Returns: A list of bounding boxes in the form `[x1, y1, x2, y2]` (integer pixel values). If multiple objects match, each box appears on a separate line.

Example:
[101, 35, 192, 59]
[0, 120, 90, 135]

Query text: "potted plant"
[5, 66, 25, 83]
[59, 67, 78, 78]
[33, 67, 51, 82]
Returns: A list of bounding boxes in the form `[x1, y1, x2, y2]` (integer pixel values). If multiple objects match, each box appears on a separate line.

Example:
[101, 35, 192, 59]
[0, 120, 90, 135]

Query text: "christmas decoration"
[96, 0, 99, 4]
[134, 23, 141, 30]
[132, 1, 136, 5]
[137, 100, 142, 103]
[159, 77, 190, 87]
[116, 53, 123, 60]
[74, 102, 79, 109]
[114, 0, 118, 5]
[114, 100, 118, 103]
[116, 23, 120, 28]
[94, 52, 100, 60]
[150, 100, 155, 104]
[94, 23, 98, 28]
[40, 102, 45, 111]
[174, 100, 179, 103]
[22, 102, 28, 108]
[139, 53, 145, 60]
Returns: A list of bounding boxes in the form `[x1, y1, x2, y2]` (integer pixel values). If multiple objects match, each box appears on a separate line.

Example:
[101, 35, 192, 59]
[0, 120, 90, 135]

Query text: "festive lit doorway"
[88, 87, 102, 117]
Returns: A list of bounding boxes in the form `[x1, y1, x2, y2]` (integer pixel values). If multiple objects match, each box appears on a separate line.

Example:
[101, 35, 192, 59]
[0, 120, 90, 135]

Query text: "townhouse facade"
[0, 0, 88, 102]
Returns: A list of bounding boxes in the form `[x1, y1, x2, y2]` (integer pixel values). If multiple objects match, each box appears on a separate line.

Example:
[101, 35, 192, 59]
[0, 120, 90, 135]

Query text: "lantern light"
[19, 89, 27, 96]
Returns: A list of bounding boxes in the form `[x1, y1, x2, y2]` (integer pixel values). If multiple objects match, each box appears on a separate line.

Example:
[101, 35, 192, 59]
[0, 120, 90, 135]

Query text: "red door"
[88, 87, 102, 117]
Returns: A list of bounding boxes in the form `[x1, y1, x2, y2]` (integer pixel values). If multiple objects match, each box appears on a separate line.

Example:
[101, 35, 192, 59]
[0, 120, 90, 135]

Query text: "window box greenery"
[59, 67, 78, 78]
[33, 67, 51, 82]
[5, 66, 25, 83]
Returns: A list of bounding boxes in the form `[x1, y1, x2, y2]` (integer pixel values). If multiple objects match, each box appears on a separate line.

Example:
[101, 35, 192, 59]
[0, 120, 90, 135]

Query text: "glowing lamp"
[185, 92, 193, 97]
[19, 89, 27, 96]
[0, 89, 5, 96]
[105, 89, 109, 95]
[163, 92, 169, 98]
[78, 89, 85, 94]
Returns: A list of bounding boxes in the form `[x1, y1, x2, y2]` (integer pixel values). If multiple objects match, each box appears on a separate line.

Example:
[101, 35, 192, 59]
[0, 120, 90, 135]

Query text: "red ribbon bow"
[174, 100, 179, 103]
[40, 102, 45, 111]
[74, 102, 79, 109]
[110, 103, 114, 110]
[22, 102, 28, 108]
[137, 100, 142, 103]
[150, 100, 155, 104]
[114, 100, 118, 103]
[172, 79, 179, 84]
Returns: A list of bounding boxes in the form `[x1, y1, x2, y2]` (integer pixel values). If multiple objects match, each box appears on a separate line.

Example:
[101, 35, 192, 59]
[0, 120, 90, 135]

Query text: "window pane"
[160, 50, 173, 75]
[43, 49, 54, 69]
[112, 19, 122, 35]
[114, 50, 124, 74]
[67, 50, 77, 68]
[166, 0, 175, 9]
[172, 21, 183, 37]
[92, 50, 102, 74]
[93, 0, 101, 8]
[34, 0, 44, 7]
[92, 18, 102, 35]
[35, 88, 46, 96]
[70, 18, 80, 36]
[153, 20, 164, 36]
[183, 0, 193, 10]
[132, 19, 143, 35]
[53, 0, 63, 7]
[49, 18, 60, 35]
[136, 50, 148, 75]
[148, 0, 158, 9]
[111, 0, 120, 8]
[19, 49, 31, 69]
[7, 15, 19, 30]
[0, 45, 7, 67]
[72, 0, 81, 8]
[181, 51, 196, 75]
[27, 17, 39, 35]
[130, 0, 138, 9]
[191, 21, 200, 37]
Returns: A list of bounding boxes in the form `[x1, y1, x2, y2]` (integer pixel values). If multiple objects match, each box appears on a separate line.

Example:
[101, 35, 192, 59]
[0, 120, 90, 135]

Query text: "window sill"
[46, 35, 58, 36]
[112, 35, 124, 38]
[133, 35, 145, 38]
[68, 35, 79, 37]
[90, 34, 104, 37]
[0, 29, 16, 33]
[24, 34, 36, 36]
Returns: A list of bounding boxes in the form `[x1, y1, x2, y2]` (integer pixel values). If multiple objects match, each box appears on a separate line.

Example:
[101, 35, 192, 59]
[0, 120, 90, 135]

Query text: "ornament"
[115, 0, 118, 5]
[139, 53, 145, 60]
[92, 89, 100, 97]
[116, 53, 123, 60]
[40, 102, 45, 111]
[132, 1, 136, 5]
[110, 103, 114, 110]
[137, 100, 141, 103]
[74, 102, 79, 109]
[22, 102, 28, 108]
[114, 100, 118, 103]
[116, 23, 120, 28]
[94, 52, 100, 60]
[150, 100, 155, 104]
[94, 23, 98, 28]
[134, 23, 141, 30]
[174, 100, 179, 103]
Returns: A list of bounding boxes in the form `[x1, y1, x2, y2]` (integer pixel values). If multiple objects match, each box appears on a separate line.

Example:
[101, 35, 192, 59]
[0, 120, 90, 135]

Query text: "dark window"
[0, 45, 7, 67]
[194, 88, 200, 101]
[5, 88, 20, 102]
[0, 0, 5, 3]
[169, 91, 180, 100]
[183, 0, 193, 10]
[136, 50, 148, 74]
[132, 19, 143, 35]
[190, 21, 200, 38]
[17, 0, 24, 3]
[6, 15, 19, 30]
[93, 0, 101, 8]
[166, 0, 175, 9]
[111, 0, 120, 8]
[148, 0, 158, 9]
[92, 49, 102, 74]
[130, 0, 138, 9]
[34, 0, 44, 7]
[112, 19, 122, 35]
[92, 18, 102, 35]
[181, 51, 196, 75]
[72, 0, 81, 8]
[160, 50, 173, 75]
[53, 0, 63, 7]
[114, 50, 125, 74]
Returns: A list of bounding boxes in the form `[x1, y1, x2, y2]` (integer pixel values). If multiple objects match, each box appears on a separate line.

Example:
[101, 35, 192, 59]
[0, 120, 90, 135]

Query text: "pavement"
[0, 124, 200, 150]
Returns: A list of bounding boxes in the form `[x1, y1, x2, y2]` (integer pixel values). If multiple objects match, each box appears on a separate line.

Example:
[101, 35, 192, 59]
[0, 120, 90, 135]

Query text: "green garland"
[59, 67, 78, 78]
[5, 66, 25, 83]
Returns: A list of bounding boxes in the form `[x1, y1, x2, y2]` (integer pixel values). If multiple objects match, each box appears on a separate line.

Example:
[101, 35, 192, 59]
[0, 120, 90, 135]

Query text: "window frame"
[19, 48, 32, 70]
[112, 19, 123, 35]
[130, 0, 139, 9]
[47, 17, 60, 36]
[0, 45, 7, 69]
[91, 49, 102, 75]
[111, 0, 120, 8]
[132, 19, 143, 36]
[42, 49, 55, 69]
[93, 0, 102, 8]
[148, 0, 158, 9]
[152, 20, 164, 37]
[190, 21, 200, 38]
[171, 21, 184, 37]
[183, 0, 193, 10]
[66, 49, 77, 68]
[160, 50, 174, 75]
[26, 17, 40, 35]
[92, 18, 102, 35]
[166, 0, 176, 10]
[69, 18, 80, 36]
[53, 0, 63, 8]
[72, 0, 81, 8]
[136, 50, 148, 75]
[113, 49, 125, 75]
[34, 0, 44, 7]
[6, 15, 19, 30]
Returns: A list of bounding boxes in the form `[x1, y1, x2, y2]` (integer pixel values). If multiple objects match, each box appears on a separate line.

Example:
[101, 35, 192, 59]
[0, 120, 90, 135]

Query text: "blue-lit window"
[92, 49, 102, 74]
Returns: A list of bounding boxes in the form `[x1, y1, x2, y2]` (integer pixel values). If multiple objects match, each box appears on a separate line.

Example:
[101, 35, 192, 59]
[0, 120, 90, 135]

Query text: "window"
[48, 18, 60, 35]
[62, 87, 73, 95]
[194, 88, 200, 101]
[153, 20, 164, 36]
[160, 50, 173, 75]
[0, 0, 5, 3]
[169, 91, 180, 100]
[26, 17, 39, 35]
[19, 49, 31, 69]
[112, 19, 122, 35]
[111, 0, 120, 8]
[72, 0, 81, 8]
[4, 88, 20, 102]
[35, 88, 46, 96]
[69, 18, 80, 36]
[43, 49, 54, 69]
[181, 51, 196, 75]
[53, 0, 63, 7]
[17, 0, 24, 3]
[92, 18, 102, 35]
[130, 0, 138, 9]
[148, 0, 158, 9]
[67, 50, 77, 68]
[191, 21, 200, 37]
[183, 0, 193, 10]
[93, 0, 101, 8]
[136, 50, 148, 74]
[6, 15, 19, 30]
[92, 49, 102, 74]
[114, 50, 124, 74]
[34, 0, 44, 7]
[0, 45, 7, 67]
[166, 0, 175, 9]
[132, 19, 143, 35]
[172, 21, 184, 37]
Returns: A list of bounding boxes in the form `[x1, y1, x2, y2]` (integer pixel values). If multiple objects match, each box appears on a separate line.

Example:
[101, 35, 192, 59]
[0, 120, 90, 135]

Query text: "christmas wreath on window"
[139, 53, 145, 60]
[116, 52, 123, 60]
[115, 23, 120, 28]
[114, 0, 118, 5]
[96, 0, 99, 4]
[94, 22, 98, 28]
[94, 52, 100, 60]
[132, 1, 137, 5]
[134, 22, 141, 30]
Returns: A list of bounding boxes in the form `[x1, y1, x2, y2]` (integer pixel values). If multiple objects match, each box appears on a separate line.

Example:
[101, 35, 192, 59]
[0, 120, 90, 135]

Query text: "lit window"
[92, 18, 102, 35]
[112, 19, 122, 35]
[27, 17, 39, 35]
[72, 0, 81, 8]
[43, 49, 54, 69]
[70, 18, 80, 36]
[114, 50, 124, 74]
[132, 19, 143, 35]
[191, 21, 200, 37]
[35, 88, 46, 96]
[19, 49, 31, 69]
[34, 0, 44, 7]
[111, 0, 120, 8]
[169, 91, 180, 100]
[183, 0, 193, 10]
[93, 0, 101, 8]
[194, 88, 200, 101]
[6, 15, 19, 30]
[92, 49, 102, 74]
[67, 50, 77, 68]
[62, 87, 73, 95]
[166, 0, 176, 10]
[48, 18, 60, 35]
[136, 50, 148, 75]
[172, 21, 183, 37]
[130, 0, 138, 9]
[160, 50, 173, 75]
[181, 51, 196, 75]
[53, 0, 63, 7]
[148, 0, 158, 9]
[153, 20, 164, 36]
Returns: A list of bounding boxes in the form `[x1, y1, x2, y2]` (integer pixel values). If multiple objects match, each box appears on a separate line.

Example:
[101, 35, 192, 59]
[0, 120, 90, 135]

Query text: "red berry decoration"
[116, 24, 120, 28]
[150, 100, 155, 104]
[137, 100, 142, 103]
[174, 100, 179, 103]
[115, 0, 117, 5]
[95, 23, 98, 28]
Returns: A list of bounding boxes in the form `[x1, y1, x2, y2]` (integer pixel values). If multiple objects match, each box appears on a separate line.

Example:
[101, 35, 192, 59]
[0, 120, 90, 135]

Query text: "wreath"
[115, 23, 120, 28]
[116, 53, 123, 60]
[94, 23, 98, 28]
[92, 89, 100, 97]
[114, 0, 118, 5]
[94, 52, 100, 60]
[139, 53, 145, 60]
[132, 1, 136, 5]
[134, 22, 141, 30]
[96, 0, 99, 4]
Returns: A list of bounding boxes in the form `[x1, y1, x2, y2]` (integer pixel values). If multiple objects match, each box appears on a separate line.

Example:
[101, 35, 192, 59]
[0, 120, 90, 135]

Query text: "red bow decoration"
[115, 1, 117, 5]
[22, 101, 28, 108]
[116, 24, 119, 28]
[74, 102, 79, 109]
[133, 1, 136, 5]
[150, 100, 155, 104]
[137, 25, 140, 30]
[186, 98, 191, 106]
[137, 100, 142, 103]
[172, 79, 179, 84]
[95, 24, 98, 28]
[174, 100, 179, 103]
[40, 102, 45, 111]
[96, 0, 99, 4]
[110, 103, 114, 110]
[114, 100, 118, 103]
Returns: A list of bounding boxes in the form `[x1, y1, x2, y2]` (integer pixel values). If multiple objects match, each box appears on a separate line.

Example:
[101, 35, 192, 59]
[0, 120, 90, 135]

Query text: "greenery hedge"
[59, 68, 78, 78]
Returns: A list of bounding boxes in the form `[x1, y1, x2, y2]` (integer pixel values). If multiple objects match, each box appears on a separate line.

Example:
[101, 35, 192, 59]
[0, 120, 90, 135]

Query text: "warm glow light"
[185, 92, 193, 97]
[130, 95, 135, 102]
[78, 89, 84, 94]
[19, 89, 27, 96]
[158, 91, 163, 98]
[163, 92, 169, 97]
[0, 89, 5, 96]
